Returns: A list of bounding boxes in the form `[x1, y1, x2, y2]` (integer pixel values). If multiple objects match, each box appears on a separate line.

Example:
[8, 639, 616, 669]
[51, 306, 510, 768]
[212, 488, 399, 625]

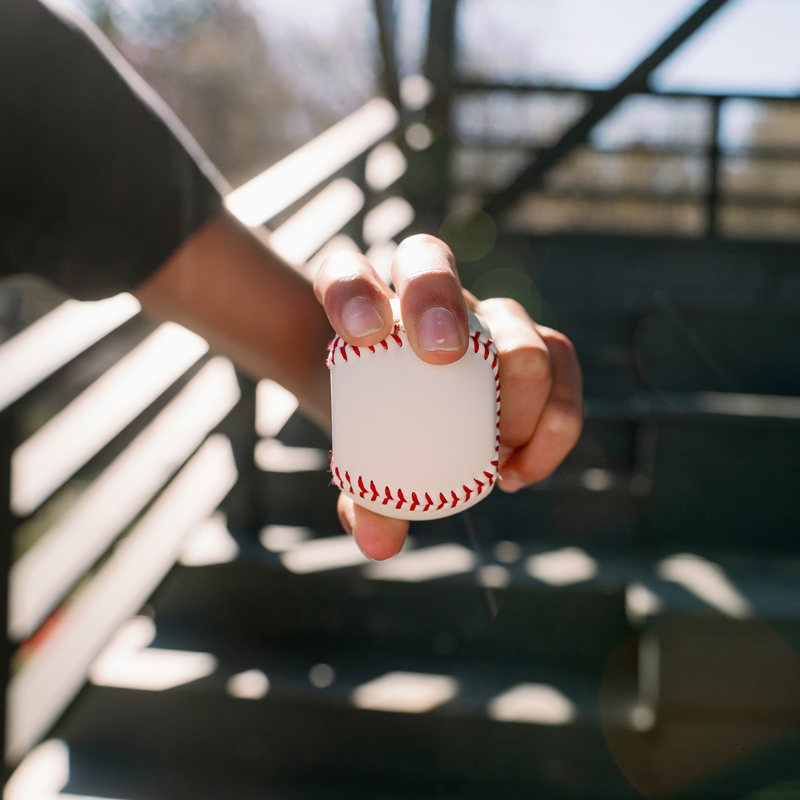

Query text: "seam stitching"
[328, 325, 501, 513]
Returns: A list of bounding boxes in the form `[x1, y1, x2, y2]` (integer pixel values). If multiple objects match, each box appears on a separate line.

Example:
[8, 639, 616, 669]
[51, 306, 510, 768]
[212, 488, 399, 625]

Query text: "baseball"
[329, 298, 501, 521]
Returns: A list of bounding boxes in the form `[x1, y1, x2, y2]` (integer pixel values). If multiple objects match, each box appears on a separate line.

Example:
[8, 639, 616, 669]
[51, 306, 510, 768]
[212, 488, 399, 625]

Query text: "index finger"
[391, 235, 470, 365]
[314, 250, 395, 346]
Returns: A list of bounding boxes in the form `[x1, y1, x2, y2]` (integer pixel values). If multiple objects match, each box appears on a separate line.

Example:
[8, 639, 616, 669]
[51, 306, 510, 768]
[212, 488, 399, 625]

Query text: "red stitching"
[330, 328, 499, 374]
[329, 323, 501, 512]
[333, 467, 502, 512]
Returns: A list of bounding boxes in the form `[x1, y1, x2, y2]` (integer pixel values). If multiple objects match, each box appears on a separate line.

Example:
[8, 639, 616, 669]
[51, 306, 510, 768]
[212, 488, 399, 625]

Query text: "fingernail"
[499, 468, 524, 493]
[418, 307, 463, 351]
[341, 297, 384, 339]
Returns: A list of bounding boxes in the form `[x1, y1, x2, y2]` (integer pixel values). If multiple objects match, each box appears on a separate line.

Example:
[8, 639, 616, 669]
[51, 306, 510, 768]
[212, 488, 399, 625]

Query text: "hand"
[314, 234, 583, 561]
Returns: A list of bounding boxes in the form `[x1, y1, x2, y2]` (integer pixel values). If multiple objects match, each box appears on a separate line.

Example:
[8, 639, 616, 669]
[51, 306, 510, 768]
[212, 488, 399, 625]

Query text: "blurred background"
[2, 0, 800, 798]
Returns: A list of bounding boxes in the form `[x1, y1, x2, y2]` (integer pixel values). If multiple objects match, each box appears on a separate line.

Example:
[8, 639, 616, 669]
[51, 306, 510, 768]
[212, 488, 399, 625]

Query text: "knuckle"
[544, 327, 577, 355]
[483, 296, 527, 318]
[501, 297, 529, 317]
[545, 401, 584, 442]
[502, 345, 552, 385]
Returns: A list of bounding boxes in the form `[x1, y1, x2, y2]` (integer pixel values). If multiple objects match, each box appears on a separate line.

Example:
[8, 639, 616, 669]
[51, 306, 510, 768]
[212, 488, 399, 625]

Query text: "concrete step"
[153, 532, 632, 668]
[57, 630, 636, 799]
[52, 606, 800, 800]
[155, 521, 800, 673]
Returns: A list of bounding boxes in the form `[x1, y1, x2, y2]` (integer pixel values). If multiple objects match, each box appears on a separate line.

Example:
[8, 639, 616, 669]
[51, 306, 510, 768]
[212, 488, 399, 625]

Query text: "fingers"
[338, 493, 409, 561]
[391, 235, 470, 365]
[315, 236, 470, 364]
[477, 298, 553, 451]
[500, 327, 583, 491]
[314, 251, 394, 346]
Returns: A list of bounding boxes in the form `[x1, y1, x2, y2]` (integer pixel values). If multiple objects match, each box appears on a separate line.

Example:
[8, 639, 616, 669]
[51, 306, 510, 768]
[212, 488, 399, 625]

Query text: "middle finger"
[391, 234, 470, 365]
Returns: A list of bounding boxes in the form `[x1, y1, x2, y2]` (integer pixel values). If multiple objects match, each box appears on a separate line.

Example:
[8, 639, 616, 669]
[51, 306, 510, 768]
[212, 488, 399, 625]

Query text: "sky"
[457, 0, 800, 96]
[652, 0, 800, 95]
[51, 0, 800, 97]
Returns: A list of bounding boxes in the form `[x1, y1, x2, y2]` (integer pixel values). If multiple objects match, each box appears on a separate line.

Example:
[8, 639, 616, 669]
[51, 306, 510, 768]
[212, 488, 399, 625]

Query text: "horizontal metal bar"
[490, 188, 800, 209]
[455, 142, 800, 160]
[718, 194, 800, 208]
[586, 391, 800, 421]
[497, 189, 707, 204]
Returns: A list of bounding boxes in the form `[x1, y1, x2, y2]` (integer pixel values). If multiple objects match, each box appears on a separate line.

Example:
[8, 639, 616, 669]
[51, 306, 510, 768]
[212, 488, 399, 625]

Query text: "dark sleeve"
[0, 0, 230, 300]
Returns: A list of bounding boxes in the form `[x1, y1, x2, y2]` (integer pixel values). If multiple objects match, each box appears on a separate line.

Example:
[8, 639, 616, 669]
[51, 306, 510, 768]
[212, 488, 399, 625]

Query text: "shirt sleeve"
[0, 0, 230, 300]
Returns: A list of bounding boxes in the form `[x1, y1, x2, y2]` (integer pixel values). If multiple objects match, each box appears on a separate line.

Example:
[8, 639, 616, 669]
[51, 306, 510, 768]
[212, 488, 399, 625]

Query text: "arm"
[133, 208, 333, 433]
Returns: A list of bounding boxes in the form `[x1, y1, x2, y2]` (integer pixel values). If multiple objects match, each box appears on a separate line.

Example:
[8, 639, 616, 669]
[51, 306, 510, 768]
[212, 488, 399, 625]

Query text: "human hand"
[314, 234, 583, 561]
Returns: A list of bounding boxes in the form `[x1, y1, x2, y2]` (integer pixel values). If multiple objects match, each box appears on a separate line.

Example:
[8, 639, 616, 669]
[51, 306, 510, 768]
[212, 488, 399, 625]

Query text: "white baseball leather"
[329, 298, 500, 521]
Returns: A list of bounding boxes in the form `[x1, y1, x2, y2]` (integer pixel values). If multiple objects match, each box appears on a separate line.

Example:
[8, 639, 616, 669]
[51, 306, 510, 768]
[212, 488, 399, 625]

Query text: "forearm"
[133, 208, 333, 432]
